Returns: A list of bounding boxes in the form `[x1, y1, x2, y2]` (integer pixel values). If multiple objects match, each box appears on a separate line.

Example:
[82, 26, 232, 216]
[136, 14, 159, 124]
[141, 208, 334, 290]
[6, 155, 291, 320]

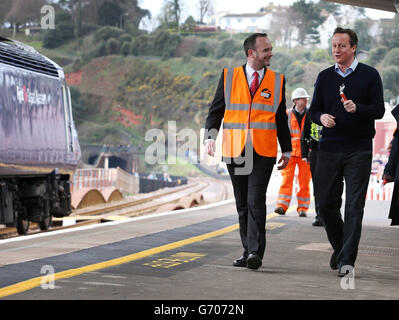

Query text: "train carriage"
[0, 37, 81, 235]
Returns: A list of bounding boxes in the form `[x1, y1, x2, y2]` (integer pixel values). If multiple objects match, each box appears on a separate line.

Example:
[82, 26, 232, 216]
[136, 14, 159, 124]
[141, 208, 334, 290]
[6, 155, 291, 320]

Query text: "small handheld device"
[339, 84, 347, 102]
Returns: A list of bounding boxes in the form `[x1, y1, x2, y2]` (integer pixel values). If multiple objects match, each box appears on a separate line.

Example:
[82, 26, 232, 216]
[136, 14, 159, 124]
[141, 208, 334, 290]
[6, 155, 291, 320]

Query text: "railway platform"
[0, 194, 398, 304]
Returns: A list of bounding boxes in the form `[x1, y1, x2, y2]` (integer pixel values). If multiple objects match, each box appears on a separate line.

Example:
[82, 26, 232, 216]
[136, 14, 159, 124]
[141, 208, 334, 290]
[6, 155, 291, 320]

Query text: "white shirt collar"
[245, 64, 265, 83]
[335, 57, 358, 74]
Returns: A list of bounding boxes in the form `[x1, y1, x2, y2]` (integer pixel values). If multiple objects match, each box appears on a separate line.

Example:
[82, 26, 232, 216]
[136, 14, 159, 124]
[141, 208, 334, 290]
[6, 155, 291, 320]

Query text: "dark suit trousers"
[227, 151, 274, 260]
[309, 147, 320, 216]
[316, 150, 372, 268]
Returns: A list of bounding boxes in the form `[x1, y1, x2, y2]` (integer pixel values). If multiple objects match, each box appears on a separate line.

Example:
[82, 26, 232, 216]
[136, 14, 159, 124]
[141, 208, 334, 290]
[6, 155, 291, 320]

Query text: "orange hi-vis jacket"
[276, 108, 311, 213]
[287, 109, 306, 157]
[222, 67, 284, 158]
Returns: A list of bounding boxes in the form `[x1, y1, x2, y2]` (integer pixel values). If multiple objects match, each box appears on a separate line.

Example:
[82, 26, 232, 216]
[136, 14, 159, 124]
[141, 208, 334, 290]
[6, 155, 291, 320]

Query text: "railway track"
[0, 178, 225, 240]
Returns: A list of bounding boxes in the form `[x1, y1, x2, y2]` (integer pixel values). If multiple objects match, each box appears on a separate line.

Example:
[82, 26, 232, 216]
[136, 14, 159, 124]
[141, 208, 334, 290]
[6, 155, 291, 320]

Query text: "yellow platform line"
[0, 210, 286, 299]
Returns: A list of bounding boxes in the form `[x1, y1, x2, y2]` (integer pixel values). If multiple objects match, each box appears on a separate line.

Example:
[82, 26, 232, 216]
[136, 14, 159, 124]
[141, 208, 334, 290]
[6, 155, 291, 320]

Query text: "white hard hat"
[291, 88, 311, 101]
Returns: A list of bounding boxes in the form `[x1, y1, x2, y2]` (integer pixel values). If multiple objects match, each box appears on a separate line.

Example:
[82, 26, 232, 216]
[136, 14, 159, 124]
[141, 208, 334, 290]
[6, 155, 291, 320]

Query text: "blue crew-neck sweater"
[309, 62, 385, 152]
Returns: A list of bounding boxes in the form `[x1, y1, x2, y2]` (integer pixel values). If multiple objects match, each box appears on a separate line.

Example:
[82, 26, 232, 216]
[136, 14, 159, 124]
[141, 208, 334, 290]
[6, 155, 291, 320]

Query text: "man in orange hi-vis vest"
[275, 88, 312, 217]
[203, 33, 292, 270]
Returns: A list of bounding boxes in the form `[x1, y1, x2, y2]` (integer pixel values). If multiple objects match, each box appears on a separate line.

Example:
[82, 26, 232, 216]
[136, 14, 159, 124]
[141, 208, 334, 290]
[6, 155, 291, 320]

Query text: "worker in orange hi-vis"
[275, 88, 312, 217]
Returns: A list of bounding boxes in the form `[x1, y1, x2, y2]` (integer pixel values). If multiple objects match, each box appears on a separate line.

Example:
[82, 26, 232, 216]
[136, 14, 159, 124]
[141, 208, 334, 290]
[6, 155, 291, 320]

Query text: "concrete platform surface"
[0, 197, 398, 301]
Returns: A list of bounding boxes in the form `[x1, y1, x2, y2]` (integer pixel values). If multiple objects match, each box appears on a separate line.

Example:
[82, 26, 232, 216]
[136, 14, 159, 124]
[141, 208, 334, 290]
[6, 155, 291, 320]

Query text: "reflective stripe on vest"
[287, 109, 306, 157]
[222, 67, 283, 158]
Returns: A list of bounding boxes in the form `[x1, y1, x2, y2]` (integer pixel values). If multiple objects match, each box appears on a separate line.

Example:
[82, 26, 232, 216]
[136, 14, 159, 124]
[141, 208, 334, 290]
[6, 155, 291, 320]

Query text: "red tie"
[250, 71, 259, 97]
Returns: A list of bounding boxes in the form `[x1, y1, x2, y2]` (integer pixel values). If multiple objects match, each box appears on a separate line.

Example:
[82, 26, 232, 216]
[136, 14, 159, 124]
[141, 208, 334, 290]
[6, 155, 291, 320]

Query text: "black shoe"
[247, 253, 262, 270]
[274, 207, 285, 215]
[233, 256, 247, 267]
[330, 252, 338, 270]
[312, 218, 323, 226]
[298, 211, 307, 217]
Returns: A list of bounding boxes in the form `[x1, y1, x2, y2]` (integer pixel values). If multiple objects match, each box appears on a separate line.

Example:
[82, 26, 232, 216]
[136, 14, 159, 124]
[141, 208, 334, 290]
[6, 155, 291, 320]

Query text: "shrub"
[94, 26, 125, 42]
[383, 48, 399, 67]
[182, 53, 192, 63]
[119, 34, 133, 44]
[194, 40, 213, 57]
[94, 40, 107, 57]
[270, 52, 295, 74]
[42, 11, 74, 48]
[285, 62, 305, 85]
[233, 51, 246, 64]
[106, 38, 120, 55]
[367, 46, 388, 66]
[312, 49, 330, 62]
[215, 39, 241, 59]
[121, 42, 132, 56]
[382, 65, 399, 94]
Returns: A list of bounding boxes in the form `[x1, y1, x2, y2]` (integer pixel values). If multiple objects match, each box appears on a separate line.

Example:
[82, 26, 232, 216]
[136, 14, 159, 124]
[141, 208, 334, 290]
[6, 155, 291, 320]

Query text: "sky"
[139, 0, 396, 29]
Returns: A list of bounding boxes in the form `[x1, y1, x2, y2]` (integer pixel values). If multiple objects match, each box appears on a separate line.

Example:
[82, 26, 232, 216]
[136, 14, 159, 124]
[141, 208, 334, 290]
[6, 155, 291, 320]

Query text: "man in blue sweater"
[309, 27, 385, 277]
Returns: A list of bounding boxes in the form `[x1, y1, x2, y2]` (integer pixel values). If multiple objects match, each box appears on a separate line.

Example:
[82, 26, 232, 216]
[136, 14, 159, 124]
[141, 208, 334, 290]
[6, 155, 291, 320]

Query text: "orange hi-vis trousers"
[277, 156, 312, 213]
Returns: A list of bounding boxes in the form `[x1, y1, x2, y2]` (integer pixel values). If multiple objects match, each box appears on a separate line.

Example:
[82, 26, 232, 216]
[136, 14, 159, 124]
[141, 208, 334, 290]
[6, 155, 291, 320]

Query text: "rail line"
[0, 178, 218, 240]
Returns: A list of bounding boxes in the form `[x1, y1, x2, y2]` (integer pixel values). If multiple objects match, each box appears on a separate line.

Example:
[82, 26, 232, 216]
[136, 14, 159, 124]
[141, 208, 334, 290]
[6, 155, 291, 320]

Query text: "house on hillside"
[205, 7, 394, 49]
[315, 13, 388, 49]
[205, 12, 272, 33]
[317, 14, 337, 48]
[205, 12, 230, 28]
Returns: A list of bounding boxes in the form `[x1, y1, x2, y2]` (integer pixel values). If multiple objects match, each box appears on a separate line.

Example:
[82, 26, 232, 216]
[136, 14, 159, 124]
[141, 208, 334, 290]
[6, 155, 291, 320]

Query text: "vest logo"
[261, 88, 272, 99]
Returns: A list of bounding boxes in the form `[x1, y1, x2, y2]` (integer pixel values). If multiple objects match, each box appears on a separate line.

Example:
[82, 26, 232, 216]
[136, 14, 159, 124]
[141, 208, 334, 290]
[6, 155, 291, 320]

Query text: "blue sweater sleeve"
[355, 69, 385, 120]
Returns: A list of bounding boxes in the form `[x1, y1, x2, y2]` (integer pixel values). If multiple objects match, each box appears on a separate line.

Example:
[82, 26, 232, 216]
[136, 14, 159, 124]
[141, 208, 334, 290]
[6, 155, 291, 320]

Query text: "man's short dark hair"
[333, 27, 358, 48]
[243, 33, 268, 57]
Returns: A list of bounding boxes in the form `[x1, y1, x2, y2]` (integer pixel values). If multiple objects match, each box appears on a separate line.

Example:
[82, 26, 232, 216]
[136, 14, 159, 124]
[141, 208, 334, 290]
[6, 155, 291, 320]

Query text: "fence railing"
[71, 168, 139, 195]
[71, 169, 187, 195]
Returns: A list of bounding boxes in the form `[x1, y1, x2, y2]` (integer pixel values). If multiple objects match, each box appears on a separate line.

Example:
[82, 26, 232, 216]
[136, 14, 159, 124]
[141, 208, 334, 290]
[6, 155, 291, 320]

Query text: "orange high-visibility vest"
[287, 109, 306, 158]
[222, 67, 284, 158]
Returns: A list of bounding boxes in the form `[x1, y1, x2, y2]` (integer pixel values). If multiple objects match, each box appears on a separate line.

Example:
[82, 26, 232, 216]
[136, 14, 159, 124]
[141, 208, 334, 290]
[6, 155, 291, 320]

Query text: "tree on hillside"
[355, 19, 372, 51]
[124, 0, 151, 29]
[98, 1, 123, 26]
[181, 16, 196, 31]
[269, 6, 297, 48]
[5, 0, 46, 31]
[198, 0, 213, 24]
[58, 0, 83, 37]
[315, 1, 340, 15]
[58, 0, 149, 35]
[379, 15, 399, 49]
[390, 14, 399, 49]
[158, 0, 182, 29]
[42, 10, 75, 48]
[0, 0, 12, 24]
[291, 0, 324, 45]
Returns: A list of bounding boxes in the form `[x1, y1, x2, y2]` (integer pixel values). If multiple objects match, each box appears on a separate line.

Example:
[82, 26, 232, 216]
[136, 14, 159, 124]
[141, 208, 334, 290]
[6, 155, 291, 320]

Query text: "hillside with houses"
[0, 0, 398, 158]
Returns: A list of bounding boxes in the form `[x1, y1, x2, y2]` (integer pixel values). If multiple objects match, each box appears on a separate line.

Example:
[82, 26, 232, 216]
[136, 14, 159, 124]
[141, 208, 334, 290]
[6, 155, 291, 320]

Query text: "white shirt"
[245, 64, 265, 88]
[335, 57, 358, 78]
